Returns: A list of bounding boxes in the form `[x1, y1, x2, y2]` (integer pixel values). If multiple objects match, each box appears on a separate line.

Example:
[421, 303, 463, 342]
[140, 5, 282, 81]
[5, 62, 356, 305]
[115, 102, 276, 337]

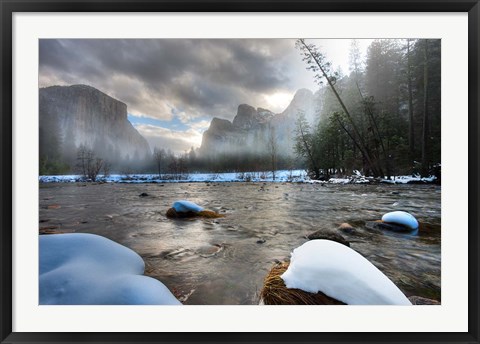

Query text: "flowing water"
[39, 182, 441, 304]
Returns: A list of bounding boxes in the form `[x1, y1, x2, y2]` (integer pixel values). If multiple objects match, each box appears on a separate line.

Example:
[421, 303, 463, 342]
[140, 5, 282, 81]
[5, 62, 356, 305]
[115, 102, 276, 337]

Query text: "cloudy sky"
[39, 39, 372, 154]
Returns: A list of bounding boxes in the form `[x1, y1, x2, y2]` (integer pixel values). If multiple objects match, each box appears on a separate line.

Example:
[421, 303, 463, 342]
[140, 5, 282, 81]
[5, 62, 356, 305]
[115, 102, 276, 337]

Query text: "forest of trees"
[293, 39, 440, 180]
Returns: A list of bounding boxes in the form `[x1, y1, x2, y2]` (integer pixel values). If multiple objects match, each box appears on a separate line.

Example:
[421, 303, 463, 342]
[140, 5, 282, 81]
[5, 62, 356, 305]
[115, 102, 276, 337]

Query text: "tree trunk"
[407, 39, 415, 166]
[421, 40, 430, 176]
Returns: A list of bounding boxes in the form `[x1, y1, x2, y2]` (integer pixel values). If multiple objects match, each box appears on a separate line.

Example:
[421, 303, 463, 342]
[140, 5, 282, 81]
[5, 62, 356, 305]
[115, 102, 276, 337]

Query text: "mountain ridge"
[199, 88, 321, 157]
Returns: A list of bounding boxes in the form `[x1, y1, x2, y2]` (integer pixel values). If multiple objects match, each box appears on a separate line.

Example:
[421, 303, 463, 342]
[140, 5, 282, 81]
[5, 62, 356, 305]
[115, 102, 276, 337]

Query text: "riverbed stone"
[338, 223, 356, 234]
[166, 207, 224, 219]
[166, 207, 196, 218]
[365, 220, 411, 232]
[306, 230, 350, 247]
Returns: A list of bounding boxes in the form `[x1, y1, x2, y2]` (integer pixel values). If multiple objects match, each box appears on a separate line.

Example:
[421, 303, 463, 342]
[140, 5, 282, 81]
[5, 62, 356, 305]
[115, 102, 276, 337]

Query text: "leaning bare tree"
[296, 39, 384, 177]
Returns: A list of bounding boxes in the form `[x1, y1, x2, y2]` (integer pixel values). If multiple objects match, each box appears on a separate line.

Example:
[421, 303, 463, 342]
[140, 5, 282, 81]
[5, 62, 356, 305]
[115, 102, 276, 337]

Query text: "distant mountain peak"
[199, 88, 321, 158]
[232, 104, 262, 130]
[293, 88, 314, 98]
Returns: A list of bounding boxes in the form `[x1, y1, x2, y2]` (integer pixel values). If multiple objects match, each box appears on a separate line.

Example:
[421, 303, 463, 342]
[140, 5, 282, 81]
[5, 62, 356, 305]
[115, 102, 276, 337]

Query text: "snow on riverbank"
[39, 170, 308, 183]
[39, 169, 437, 184]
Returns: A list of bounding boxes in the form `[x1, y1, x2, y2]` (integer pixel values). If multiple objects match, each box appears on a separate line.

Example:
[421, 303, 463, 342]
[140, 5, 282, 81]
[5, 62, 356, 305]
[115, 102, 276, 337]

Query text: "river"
[39, 182, 441, 304]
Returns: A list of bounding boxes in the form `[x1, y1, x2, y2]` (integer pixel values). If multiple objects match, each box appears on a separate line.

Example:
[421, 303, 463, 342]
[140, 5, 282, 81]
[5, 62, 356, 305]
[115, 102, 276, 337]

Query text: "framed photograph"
[1, 1, 478, 343]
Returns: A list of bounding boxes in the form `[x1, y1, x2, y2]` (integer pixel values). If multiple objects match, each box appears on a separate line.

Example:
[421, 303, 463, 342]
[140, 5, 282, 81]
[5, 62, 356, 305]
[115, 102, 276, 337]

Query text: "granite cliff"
[39, 85, 150, 164]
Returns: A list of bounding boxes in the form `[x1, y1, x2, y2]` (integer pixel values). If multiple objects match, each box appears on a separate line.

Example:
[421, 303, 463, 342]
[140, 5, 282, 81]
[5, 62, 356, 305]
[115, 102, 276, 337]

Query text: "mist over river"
[39, 182, 441, 304]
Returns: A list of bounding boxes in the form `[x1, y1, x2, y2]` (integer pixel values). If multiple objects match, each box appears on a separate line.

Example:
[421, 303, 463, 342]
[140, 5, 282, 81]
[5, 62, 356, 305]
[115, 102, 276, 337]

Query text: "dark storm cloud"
[39, 39, 303, 121]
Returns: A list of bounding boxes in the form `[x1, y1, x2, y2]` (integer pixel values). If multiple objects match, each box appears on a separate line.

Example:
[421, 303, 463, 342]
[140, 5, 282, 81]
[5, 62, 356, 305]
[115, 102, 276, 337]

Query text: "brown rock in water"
[418, 222, 441, 235]
[408, 296, 440, 305]
[166, 208, 224, 219]
[260, 262, 345, 305]
[39, 226, 74, 235]
[338, 223, 356, 234]
[307, 230, 350, 247]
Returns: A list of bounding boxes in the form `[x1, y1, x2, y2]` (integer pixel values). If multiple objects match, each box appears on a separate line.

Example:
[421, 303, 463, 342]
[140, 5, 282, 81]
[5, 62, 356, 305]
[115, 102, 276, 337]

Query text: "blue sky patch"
[128, 114, 189, 131]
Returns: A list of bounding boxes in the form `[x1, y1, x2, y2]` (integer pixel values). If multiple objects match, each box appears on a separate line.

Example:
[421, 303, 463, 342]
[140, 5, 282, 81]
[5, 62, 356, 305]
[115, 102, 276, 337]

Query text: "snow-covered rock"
[40, 233, 181, 305]
[382, 211, 419, 230]
[280, 240, 411, 305]
[172, 200, 204, 213]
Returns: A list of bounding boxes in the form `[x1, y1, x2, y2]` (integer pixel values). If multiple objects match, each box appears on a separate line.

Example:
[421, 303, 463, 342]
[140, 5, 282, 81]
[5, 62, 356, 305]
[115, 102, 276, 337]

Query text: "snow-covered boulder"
[382, 211, 419, 230]
[40, 233, 181, 305]
[167, 200, 223, 219]
[280, 240, 411, 305]
[172, 200, 204, 213]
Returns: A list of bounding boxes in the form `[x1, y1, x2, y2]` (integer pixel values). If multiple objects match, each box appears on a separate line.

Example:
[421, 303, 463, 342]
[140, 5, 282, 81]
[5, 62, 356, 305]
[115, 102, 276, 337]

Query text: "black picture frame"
[1, 1, 479, 343]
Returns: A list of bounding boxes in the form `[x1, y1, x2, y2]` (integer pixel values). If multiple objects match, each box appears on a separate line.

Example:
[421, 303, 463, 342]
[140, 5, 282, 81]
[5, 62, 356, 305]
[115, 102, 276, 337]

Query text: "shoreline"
[38, 172, 439, 185]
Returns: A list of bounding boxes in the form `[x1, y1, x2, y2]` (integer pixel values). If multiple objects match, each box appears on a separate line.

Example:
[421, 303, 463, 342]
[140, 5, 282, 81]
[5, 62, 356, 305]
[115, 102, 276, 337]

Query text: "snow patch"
[40, 233, 181, 305]
[382, 211, 419, 230]
[280, 240, 411, 305]
[173, 200, 203, 213]
[39, 170, 308, 183]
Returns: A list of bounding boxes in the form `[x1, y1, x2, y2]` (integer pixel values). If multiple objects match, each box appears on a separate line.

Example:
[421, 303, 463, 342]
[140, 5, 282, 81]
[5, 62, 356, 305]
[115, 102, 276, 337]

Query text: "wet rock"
[306, 230, 350, 247]
[256, 239, 266, 244]
[338, 223, 356, 234]
[166, 207, 193, 218]
[418, 222, 441, 236]
[365, 221, 410, 232]
[408, 296, 440, 305]
[139, 192, 149, 197]
[166, 207, 224, 219]
[39, 226, 74, 235]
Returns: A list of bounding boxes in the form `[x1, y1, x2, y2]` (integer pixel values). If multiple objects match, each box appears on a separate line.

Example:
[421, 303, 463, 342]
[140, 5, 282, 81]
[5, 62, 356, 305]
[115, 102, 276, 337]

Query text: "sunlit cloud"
[133, 123, 203, 154]
[263, 91, 294, 113]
